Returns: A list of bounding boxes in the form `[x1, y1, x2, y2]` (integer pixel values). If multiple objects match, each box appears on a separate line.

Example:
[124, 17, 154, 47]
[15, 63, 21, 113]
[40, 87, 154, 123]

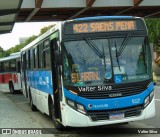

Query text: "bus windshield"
[63, 36, 151, 86]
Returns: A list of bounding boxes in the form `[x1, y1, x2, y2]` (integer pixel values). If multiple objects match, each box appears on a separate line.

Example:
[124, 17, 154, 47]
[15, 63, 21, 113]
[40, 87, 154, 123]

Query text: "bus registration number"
[109, 113, 124, 120]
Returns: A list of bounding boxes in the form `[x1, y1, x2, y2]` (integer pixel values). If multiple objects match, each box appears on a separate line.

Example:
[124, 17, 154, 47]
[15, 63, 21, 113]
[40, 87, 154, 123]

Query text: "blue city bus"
[21, 16, 155, 129]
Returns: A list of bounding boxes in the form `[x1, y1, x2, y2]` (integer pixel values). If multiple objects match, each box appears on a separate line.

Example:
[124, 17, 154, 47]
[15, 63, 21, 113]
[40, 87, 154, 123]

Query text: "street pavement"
[0, 85, 160, 137]
[0, 91, 54, 137]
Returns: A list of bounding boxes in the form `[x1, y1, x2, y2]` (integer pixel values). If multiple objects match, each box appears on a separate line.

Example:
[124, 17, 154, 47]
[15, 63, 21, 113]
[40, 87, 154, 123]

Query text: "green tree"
[0, 46, 9, 58]
[39, 25, 54, 35]
[1, 24, 55, 57]
[145, 18, 160, 51]
[6, 35, 38, 55]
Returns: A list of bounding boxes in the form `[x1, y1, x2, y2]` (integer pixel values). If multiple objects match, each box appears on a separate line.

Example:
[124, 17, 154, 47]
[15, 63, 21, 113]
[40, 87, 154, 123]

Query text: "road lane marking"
[155, 99, 160, 102]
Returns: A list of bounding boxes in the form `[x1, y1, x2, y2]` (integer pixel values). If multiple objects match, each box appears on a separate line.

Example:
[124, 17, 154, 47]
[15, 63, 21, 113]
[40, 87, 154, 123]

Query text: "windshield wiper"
[83, 36, 105, 59]
[114, 41, 121, 71]
[117, 33, 131, 57]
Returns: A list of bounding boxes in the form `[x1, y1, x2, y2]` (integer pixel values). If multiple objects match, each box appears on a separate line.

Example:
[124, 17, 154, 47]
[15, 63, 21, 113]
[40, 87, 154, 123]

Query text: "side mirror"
[55, 50, 62, 65]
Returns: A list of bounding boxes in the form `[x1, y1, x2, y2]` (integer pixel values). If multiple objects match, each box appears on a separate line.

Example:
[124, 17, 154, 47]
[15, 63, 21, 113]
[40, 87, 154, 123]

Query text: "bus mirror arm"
[55, 50, 62, 65]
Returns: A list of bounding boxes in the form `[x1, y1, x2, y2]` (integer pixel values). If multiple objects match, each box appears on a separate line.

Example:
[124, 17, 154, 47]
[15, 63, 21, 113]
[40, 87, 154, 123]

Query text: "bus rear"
[60, 16, 155, 127]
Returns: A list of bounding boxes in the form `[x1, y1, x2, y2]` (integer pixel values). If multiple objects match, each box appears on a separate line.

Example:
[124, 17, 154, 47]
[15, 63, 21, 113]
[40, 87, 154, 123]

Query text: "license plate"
[109, 113, 124, 120]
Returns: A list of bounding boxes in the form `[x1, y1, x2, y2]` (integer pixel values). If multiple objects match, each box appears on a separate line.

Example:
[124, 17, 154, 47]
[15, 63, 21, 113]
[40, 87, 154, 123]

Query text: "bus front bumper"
[64, 98, 155, 127]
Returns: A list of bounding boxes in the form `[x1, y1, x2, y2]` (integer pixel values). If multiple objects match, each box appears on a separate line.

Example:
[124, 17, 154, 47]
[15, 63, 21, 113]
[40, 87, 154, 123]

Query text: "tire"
[50, 101, 64, 130]
[9, 82, 15, 94]
[29, 92, 37, 111]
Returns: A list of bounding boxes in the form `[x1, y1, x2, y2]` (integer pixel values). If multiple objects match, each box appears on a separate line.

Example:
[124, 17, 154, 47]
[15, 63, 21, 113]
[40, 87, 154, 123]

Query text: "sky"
[0, 22, 55, 50]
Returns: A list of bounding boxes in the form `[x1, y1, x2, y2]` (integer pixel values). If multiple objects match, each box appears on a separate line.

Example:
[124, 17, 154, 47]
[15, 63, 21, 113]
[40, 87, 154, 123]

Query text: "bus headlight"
[77, 104, 85, 114]
[66, 99, 75, 108]
[66, 98, 86, 114]
[144, 96, 150, 107]
[144, 91, 154, 108]
[150, 91, 154, 100]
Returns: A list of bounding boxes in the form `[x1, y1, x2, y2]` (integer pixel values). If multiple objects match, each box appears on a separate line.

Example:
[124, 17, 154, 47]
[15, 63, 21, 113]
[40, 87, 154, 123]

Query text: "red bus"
[0, 52, 21, 93]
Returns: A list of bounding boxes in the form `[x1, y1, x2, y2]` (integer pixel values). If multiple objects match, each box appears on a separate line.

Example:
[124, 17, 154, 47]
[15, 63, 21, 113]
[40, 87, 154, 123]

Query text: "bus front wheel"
[9, 82, 15, 94]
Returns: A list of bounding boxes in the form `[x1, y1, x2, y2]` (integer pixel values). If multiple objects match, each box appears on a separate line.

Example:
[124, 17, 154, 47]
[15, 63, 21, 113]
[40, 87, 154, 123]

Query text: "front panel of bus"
[60, 17, 155, 126]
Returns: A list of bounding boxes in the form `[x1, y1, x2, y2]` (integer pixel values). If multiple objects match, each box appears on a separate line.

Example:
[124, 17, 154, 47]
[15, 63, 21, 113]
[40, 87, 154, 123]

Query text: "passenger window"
[10, 59, 16, 71]
[33, 48, 37, 69]
[0, 62, 4, 72]
[39, 43, 43, 68]
[42, 40, 51, 69]
[30, 49, 33, 69]
[4, 61, 9, 72]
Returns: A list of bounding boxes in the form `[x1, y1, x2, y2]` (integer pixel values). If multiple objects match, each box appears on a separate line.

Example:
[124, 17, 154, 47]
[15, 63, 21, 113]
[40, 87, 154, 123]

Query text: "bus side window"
[30, 49, 33, 69]
[42, 50, 46, 68]
[0, 62, 4, 72]
[17, 61, 20, 73]
[4, 61, 9, 72]
[22, 53, 26, 70]
[10, 59, 16, 72]
[38, 43, 43, 68]
[36, 46, 39, 69]
[33, 48, 37, 69]
[42, 40, 51, 69]
[42, 48, 51, 69]
[26, 50, 31, 69]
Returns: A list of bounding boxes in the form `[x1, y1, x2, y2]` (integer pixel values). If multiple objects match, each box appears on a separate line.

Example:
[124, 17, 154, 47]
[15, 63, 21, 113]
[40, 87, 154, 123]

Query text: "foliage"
[39, 25, 54, 36]
[5, 35, 38, 55]
[145, 18, 160, 51]
[0, 46, 8, 58]
[0, 24, 54, 58]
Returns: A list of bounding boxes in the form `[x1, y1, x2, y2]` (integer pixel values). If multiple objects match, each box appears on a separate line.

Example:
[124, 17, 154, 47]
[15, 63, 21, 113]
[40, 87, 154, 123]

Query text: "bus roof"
[72, 16, 140, 21]
[0, 52, 20, 62]
[10, 52, 20, 56]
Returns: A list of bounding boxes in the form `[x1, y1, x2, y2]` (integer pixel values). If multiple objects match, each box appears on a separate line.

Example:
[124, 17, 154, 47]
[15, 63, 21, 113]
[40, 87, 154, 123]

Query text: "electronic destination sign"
[64, 20, 142, 34]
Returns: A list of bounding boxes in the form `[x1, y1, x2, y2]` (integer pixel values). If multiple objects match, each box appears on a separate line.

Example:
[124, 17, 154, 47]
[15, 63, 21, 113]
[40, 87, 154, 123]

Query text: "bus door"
[22, 52, 28, 98]
[50, 38, 62, 121]
[16, 59, 21, 89]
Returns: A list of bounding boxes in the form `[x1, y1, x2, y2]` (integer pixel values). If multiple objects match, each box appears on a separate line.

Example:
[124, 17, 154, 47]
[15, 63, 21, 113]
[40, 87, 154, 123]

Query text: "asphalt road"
[139, 84, 160, 128]
[0, 85, 160, 137]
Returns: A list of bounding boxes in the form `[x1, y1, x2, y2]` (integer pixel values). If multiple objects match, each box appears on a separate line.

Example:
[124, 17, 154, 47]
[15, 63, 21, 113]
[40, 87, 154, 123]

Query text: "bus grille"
[79, 82, 147, 99]
[87, 105, 143, 121]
